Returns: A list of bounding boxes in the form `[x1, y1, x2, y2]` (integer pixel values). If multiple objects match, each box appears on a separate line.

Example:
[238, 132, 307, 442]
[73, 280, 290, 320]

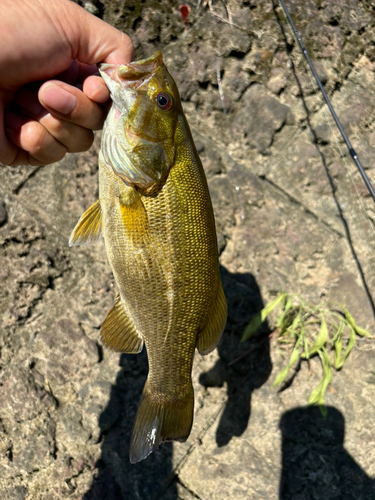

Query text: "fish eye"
[156, 92, 173, 111]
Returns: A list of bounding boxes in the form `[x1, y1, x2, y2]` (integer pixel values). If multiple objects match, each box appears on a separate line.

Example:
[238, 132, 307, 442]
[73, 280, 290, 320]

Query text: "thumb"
[59, 0, 134, 66]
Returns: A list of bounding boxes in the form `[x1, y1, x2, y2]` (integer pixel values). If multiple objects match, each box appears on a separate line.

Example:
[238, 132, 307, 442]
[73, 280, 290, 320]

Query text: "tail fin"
[129, 382, 194, 464]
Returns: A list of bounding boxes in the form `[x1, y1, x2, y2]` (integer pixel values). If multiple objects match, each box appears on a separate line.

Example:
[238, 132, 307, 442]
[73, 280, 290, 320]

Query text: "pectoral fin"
[197, 281, 227, 355]
[69, 200, 103, 247]
[119, 188, 149, 243]
[100, 295, 144, 353]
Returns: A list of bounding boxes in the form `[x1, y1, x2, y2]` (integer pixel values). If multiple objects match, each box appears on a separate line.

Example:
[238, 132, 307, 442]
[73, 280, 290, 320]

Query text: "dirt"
[1, 0, 375, 498]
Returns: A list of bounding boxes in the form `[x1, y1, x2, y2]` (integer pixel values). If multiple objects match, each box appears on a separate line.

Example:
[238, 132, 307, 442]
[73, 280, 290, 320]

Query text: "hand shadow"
[83, 349, 176, 500]
[199, 265, 272, 447]
[280, 406, 375, 500]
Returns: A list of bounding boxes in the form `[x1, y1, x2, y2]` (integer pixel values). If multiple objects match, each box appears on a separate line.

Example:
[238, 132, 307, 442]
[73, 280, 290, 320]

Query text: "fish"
[69, 51, 227, 463]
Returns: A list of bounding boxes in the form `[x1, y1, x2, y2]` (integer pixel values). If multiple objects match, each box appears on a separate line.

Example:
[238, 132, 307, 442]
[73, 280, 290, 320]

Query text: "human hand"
[1, 0, 133, 166]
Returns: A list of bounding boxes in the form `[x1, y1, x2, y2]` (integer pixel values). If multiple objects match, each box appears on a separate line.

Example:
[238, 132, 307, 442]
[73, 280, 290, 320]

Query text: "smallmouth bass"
[69, 51, 227, 463]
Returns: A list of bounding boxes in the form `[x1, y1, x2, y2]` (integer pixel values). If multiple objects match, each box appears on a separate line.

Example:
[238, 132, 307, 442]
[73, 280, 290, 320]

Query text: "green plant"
[242, 293, 372, 416]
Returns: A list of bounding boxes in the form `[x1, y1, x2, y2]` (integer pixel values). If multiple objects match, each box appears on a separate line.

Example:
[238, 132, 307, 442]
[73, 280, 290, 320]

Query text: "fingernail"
[40, 84, 77, 115]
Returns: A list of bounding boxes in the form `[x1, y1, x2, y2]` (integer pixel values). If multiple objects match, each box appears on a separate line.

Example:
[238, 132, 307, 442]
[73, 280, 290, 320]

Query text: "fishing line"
[277, 0, 375, 208]
[276, 0, 375, 317]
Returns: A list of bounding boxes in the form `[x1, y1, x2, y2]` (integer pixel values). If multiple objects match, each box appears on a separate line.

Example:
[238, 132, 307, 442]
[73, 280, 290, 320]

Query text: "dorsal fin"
[69, 200, 103, 247]
[100, 295, 144, 353]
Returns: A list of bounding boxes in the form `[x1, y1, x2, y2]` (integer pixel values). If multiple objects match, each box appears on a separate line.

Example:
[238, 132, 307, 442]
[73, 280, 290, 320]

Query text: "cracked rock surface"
[1, 1, 375, 498]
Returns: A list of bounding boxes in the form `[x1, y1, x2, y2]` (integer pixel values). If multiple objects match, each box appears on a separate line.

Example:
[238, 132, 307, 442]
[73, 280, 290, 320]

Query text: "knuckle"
[40, 114, 63, 135]
[50, 117, 67, 137]
[42, 113, 97, 151]
[43, 115, 94, 152]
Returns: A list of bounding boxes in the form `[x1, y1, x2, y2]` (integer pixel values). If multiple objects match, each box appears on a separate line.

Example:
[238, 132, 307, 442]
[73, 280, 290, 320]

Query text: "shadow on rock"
[84, 265, 270, 498]
[280, 406, 375, 500]
[199, 266, 272, 447]
[83, 349, 175, 500]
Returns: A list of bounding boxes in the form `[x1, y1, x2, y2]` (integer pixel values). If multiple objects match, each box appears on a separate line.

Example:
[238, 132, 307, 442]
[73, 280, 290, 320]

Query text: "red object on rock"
[179, 4, 191, 23]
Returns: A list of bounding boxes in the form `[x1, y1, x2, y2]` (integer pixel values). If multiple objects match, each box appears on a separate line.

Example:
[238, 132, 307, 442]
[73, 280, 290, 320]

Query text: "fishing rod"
[278, 0, 375, 205]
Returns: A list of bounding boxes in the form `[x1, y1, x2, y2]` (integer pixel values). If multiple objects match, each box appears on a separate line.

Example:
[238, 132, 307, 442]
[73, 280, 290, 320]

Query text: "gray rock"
[12, 417, 56, 473]
[0, 487, 28, 500]
[233, 84, 291, 153]
[36, 318, 100, 386]
[1, 1, 375, 499]
[0, 368, 56, 422]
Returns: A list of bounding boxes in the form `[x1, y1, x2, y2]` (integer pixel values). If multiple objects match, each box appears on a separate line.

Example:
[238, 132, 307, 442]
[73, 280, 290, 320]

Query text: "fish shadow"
[279, 406, 375, 500]
[83, 350, 175, 500]
[199, 266, 272, 447]
[83, 265, 270, 499]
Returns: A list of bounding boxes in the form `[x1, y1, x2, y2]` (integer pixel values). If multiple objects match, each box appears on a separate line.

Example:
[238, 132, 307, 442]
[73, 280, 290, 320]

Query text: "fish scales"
[100, 120, 216, 393]
[69, 51, 227, 463]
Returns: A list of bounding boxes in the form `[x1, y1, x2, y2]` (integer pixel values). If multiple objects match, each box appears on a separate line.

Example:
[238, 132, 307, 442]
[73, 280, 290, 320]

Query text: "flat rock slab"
[1, 1, 375, 499]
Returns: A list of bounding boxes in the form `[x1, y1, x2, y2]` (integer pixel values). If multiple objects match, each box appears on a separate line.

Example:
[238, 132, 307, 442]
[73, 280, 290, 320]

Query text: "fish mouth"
[99, 51, 163, 90]
[118, 51, 163, 80]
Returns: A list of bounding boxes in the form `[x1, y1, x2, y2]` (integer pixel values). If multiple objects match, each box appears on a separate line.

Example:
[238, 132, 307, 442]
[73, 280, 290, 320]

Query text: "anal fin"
[69, 200, 103, 246]
[100, 295, 144, 353]
[197, 281, 227, 355]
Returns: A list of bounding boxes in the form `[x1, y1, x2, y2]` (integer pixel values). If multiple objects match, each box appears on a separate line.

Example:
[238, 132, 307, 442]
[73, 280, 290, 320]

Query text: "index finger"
[54, 60, 99, 86]
[62, 4, 134, 66]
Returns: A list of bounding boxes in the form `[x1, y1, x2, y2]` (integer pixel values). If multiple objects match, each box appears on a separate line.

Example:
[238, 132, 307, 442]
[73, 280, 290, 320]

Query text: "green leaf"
[308, 385, 321, 406]
[319, 404, 328, 418]
[273, 332, 303, 387]
[334, 330, 343, 370]
[302, 315, 328, 359]
[286, 311, 301, 339]
[308, 347, 332, 415]
[276, 295, 293, 333]
[276, 294, 292, 327]
[354, 325, 371, 338]
[343, 325, 356, 362]
[343, 307, 356, 328]
[241, 313, 262, 342]
[303, 327, 309, 360]
[241, 293, 286, 341]
[263, 293, 287, 317]
[333, 320, 345, 369]
[342, 307, 371, 337]
[335, 324, 356, 370]
[331, 318, 344, 344]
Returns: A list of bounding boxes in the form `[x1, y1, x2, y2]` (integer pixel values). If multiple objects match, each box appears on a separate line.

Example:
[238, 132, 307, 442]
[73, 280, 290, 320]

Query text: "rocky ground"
[1, 0, 375, 498]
